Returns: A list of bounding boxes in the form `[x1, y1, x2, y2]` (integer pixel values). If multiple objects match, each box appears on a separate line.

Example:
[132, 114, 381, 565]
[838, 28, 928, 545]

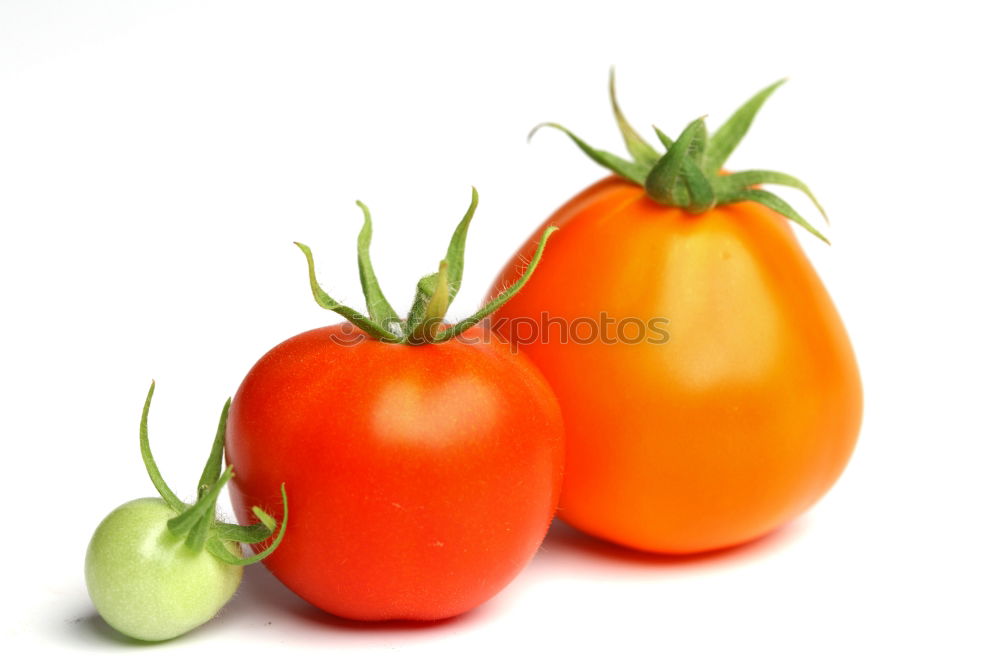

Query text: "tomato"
[84, 383, 287, 641]
[85, 498, 242, 642]
[488, 76, 862, 554]
[225, 192, 564, 621]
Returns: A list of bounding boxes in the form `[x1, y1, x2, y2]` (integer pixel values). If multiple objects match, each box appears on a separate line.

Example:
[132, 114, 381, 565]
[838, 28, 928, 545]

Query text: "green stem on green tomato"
[138, 381, 288, 563]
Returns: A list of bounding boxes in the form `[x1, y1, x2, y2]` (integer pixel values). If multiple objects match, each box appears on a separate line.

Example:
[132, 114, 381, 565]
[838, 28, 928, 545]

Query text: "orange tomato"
[489, 77, 862, 553]
[491, 176, 861, 553]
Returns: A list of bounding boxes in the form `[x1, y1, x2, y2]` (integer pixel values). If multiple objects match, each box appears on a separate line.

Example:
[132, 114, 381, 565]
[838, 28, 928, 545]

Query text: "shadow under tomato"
[64, 607, 213, 647]
[535, 516, 808, 570]
[233, 562, 488, 634]
[288, 605, 485, 633]
[64, 610, 145, 646]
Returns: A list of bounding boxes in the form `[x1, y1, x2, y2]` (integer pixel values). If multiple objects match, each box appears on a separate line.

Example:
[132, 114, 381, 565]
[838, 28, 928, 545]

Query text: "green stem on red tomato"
[356, 201, 402, 331]
[294, 187, 557, 345]
[407, 260, 451, 344]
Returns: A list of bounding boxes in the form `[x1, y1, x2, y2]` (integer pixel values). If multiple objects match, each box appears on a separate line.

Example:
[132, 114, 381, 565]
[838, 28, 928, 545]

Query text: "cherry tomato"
[85, 498, 242, 641]
[84, 383, 287, 641]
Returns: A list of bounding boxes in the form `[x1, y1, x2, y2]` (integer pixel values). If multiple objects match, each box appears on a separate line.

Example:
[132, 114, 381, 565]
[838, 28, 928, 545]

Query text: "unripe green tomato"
[84, 497, 242, 641]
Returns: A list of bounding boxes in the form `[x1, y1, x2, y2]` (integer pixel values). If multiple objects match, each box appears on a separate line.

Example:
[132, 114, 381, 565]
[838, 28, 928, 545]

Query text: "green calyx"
[530, 71, 830, 243]
[139, 381, 288, 566]
[295, 188, 558, 344]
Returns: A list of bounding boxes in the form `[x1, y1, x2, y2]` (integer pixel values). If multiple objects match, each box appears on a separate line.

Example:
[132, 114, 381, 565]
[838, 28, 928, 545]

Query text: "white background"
[2, 1, 998, 663]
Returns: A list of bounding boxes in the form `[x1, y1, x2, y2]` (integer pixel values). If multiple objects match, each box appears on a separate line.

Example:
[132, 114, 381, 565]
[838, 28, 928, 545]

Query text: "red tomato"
[225, 322, 563, 621]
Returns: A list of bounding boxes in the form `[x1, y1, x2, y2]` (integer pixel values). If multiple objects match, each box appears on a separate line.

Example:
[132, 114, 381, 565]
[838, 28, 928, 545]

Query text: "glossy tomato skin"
[489, 177, 862, 554]
[225, 323, 563, 621]
[84, 498, 242, 641]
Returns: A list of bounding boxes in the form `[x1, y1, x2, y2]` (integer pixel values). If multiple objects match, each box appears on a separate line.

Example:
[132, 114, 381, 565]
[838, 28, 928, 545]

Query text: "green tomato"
[84, 497, 242, 642]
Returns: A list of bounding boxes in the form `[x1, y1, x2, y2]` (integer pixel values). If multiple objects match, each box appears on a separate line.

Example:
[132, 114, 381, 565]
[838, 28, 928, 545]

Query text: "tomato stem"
[139, 381, 185, 513]
[207, 484, 289, 566]
[168, 465, 234, 550]
[407, 260, 451, 343]
[295, 242, 404, 342]
[530, 70, 830, 244]
[295, 188, 556, 345]
[136, 382, 287, 562]
[196, 397, 229, 500]
[356, 200, 402, 330]
[436, 226, 558, 343]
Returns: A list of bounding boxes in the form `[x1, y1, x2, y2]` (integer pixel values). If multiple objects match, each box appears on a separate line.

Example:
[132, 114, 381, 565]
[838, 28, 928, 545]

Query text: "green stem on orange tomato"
[530, 70, 830, 243]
